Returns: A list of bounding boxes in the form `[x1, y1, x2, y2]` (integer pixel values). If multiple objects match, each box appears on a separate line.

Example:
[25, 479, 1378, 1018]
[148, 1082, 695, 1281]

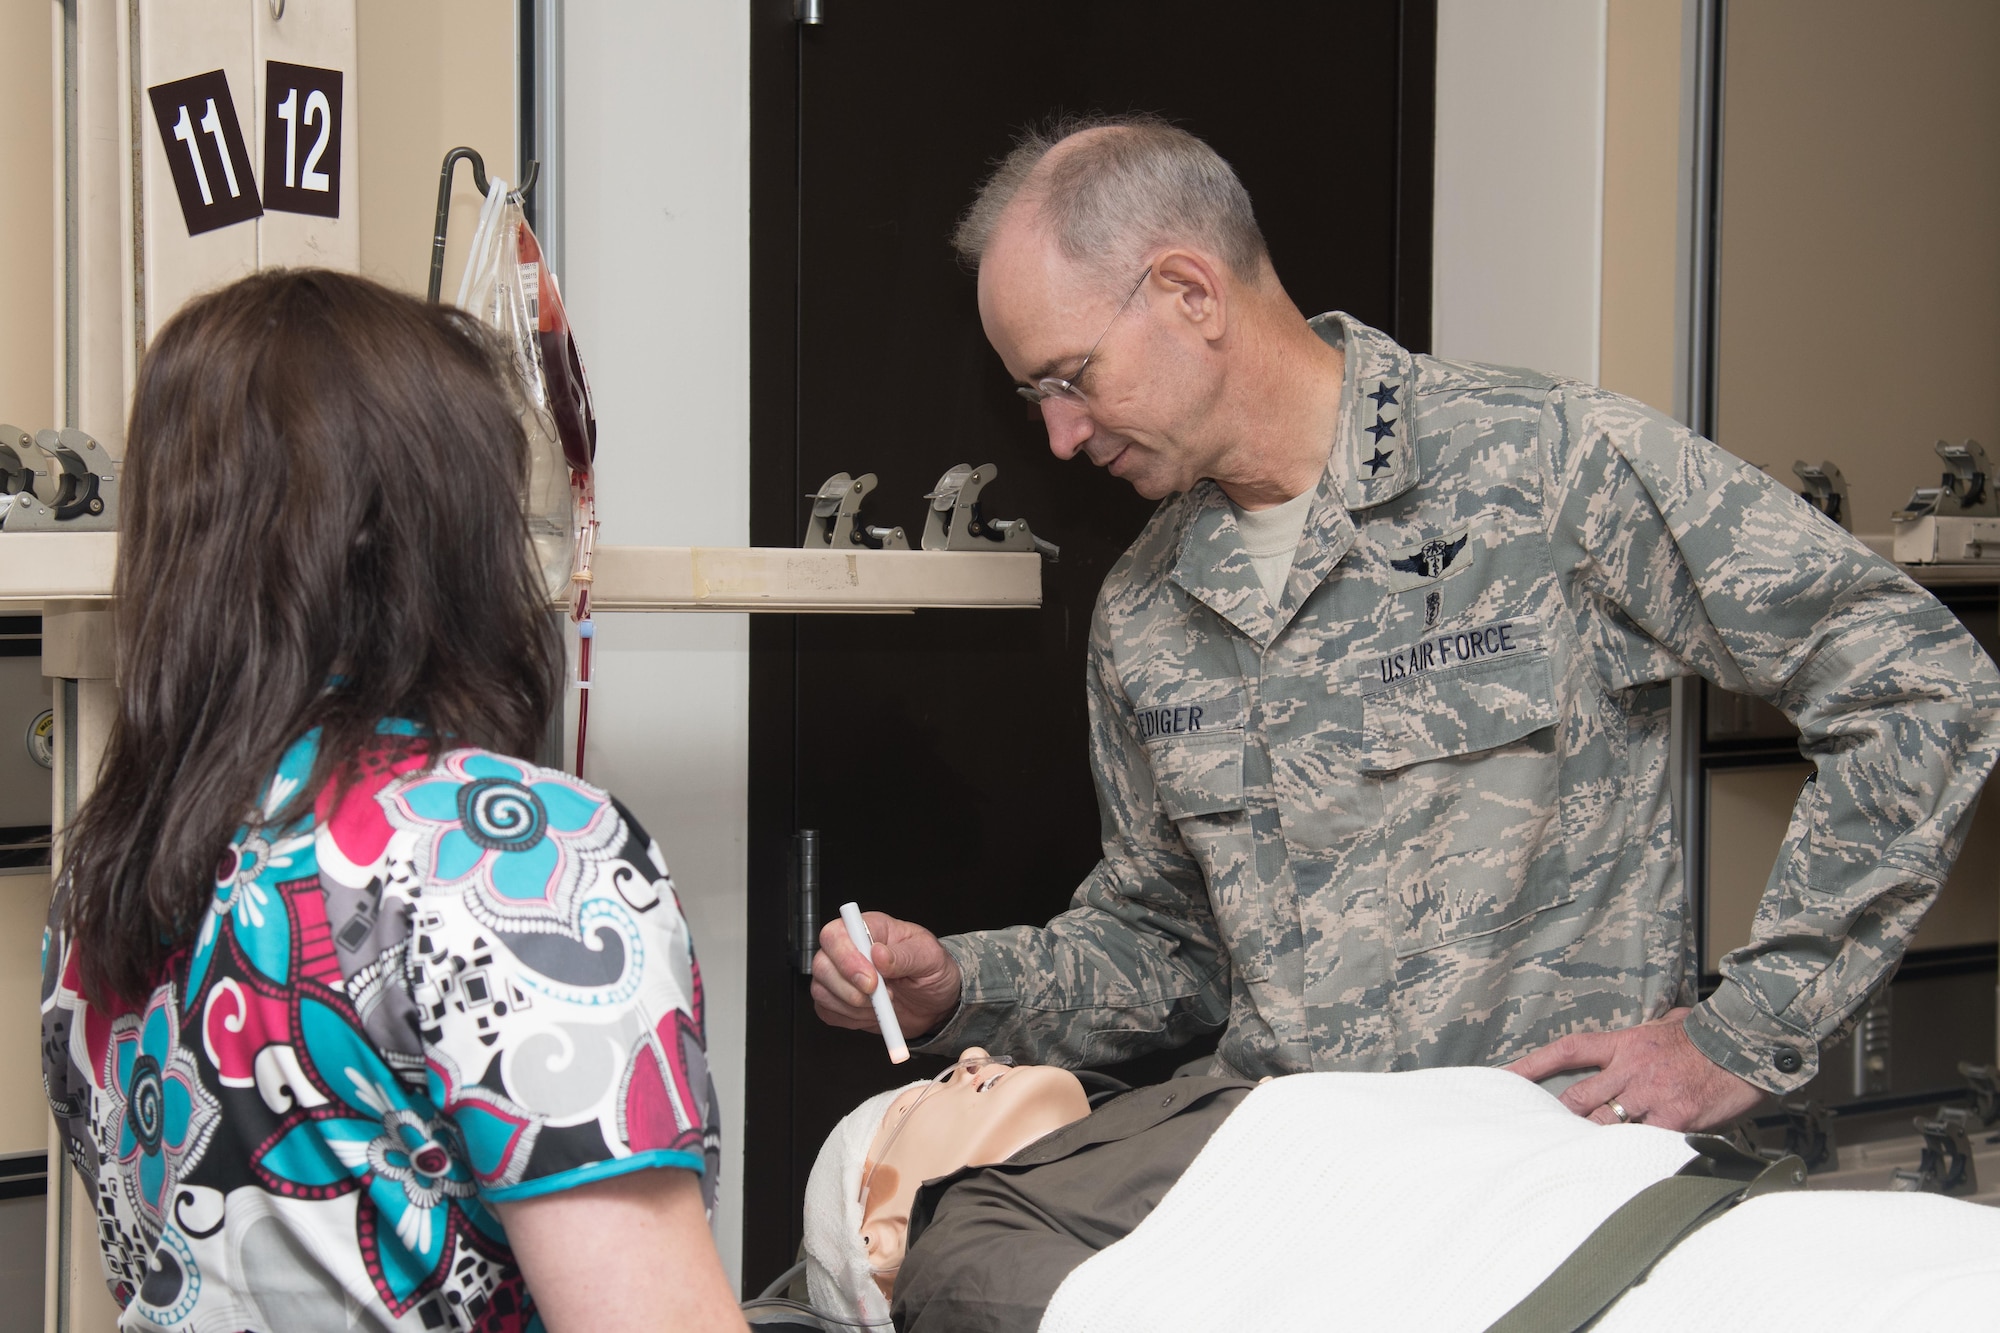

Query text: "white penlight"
[839, 902, 910, 1064]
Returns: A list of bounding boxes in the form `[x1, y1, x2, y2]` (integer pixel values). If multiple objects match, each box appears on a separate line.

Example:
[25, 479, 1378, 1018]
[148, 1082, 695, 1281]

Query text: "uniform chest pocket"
[1360, 646, 1572, 955]
[1139, 689, 1248, 821]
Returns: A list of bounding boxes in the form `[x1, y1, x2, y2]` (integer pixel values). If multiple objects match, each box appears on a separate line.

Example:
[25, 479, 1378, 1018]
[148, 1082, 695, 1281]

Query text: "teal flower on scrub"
[109, 988, 219, 1232]
[388, 751, 616, 929]
[253, 994, 501, 1313]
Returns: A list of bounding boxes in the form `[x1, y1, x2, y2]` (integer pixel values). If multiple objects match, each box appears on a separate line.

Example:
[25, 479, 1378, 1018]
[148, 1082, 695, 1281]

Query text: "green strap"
[1482, 1138, 1807, 1333]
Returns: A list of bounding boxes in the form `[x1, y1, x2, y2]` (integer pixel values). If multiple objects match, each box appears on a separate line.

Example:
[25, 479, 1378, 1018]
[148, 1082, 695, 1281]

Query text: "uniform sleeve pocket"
[1148, 729, 1246, 820]
[1133, 686, 1247, 821]
[1136, 712, 1240, 816]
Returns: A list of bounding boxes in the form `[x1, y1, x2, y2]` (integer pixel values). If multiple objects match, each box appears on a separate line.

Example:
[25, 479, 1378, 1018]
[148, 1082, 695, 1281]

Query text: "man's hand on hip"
[811, 911, 962, 1041]
[1502, 1007, 1768, 1131]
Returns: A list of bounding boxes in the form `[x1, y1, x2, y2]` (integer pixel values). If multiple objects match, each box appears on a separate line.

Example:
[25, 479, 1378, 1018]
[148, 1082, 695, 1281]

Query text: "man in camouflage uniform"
[813, 117, 2000, 1130]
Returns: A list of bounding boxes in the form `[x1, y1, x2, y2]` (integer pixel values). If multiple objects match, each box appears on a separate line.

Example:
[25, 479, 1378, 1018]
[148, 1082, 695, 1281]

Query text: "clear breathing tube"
[741, 1259, 895, 1329]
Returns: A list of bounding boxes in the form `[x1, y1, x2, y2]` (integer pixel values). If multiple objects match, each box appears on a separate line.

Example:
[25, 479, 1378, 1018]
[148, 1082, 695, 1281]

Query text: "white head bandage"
[803, 1082, 927, 1329]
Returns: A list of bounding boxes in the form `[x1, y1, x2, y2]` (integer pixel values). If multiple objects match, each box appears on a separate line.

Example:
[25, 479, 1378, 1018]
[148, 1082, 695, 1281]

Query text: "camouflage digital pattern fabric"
[925, 313, 2000, 1093]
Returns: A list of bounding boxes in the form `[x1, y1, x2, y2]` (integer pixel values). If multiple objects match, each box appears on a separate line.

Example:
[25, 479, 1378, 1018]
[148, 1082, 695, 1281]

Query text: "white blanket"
[1041, 1067, 2000, 1333]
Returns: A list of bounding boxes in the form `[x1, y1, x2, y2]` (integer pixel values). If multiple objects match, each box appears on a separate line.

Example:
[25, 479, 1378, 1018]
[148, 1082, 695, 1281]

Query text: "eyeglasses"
[857, 1055, 1018, 1207]
[1014, 267, 1152, 407]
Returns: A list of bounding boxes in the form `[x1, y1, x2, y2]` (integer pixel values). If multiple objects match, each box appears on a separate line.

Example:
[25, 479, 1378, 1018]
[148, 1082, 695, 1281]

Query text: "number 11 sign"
[262, 62, 344, 219]
[147, 70, 263, 236]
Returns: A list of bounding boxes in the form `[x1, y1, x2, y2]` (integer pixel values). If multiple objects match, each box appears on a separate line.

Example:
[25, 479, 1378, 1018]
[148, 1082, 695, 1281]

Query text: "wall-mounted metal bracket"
[1897, 439, 1997, 521]
[1890, 1107, 1980, 1196]
[1761, 1097, 1839, 1174]
[1791, 459, 1849, 530]
[0, 428, 118, 532]
[803, 472, 908, 551]
[1892, 440, 2000, 562]
[0, 427, 39, 501]
[1960, 1061, 2000, 1129]
[921, 462, 1059, 561]
[1934, 439, 1995, 514]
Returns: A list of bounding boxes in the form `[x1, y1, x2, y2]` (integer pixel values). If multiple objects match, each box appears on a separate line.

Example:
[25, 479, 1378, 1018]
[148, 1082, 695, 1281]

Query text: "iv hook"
[427, 147, 541, 303]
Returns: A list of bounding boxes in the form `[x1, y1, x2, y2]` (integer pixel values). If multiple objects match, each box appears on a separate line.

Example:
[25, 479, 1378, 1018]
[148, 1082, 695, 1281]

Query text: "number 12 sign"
[148, 70, 263, 236]
[262, 62, 344, 219]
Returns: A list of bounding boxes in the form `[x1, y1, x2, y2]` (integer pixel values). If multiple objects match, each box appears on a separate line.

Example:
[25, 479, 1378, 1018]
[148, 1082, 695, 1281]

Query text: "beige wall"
[1702, 0, 2000, 960]
[1715, 0, 2000, 544]
[0, 0, 55, 1166]
[1598, 0, 1681, 416]
[0, 874, 50, 1156]
[1432, 0, 1606, 382]
[0, 2, 56, 432]
[356, 0, 517, 298]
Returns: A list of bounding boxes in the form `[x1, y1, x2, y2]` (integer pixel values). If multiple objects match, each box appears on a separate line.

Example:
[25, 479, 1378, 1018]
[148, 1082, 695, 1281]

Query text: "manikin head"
[858, 1048, 1091, 1291]
[802, 1048, 1091, 1320]
[954, 116, 1310, 503]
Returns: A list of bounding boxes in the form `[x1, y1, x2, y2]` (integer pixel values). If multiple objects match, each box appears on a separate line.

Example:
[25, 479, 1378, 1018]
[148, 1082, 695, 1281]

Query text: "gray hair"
[951, 113, 1269, 285]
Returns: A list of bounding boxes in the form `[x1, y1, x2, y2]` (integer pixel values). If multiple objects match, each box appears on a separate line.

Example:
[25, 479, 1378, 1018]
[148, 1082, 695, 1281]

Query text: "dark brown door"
[745, 0, 1437, 1290]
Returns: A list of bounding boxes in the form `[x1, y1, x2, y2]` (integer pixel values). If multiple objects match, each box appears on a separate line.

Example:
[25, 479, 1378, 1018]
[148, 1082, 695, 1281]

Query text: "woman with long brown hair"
[41, 268, 745, 1330]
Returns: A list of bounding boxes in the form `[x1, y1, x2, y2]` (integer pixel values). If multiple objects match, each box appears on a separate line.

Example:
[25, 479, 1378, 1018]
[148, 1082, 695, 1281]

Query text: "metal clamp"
[921, 462, 1059, 561]
[1936, 439, 1994, 514]
[1791, 460, 1849, 530]
[1897, 439, 1997, 520]
[802, 472, 909, 551]
[1759, 1097, 1839, 1174]
[0, 427, 118, 531]
[1959, 1061, 2000, 1129]
[1890, 1107, 1980, 1196]
[0, 427, 38, 500]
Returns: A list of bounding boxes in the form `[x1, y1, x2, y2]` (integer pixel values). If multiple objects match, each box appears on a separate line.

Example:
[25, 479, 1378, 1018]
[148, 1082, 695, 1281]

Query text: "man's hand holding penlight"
[813, 911, 962, 1042]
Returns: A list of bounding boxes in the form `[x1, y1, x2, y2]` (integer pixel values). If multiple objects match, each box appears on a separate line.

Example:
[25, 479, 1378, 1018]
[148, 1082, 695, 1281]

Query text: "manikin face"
[856, 1048, 1091, 1296]
[977, 215, 1224, 500]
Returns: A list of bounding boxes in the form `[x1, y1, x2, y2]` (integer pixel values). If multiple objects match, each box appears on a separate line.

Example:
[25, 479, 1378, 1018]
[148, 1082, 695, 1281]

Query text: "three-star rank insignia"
[1358, 378, 1404, 482]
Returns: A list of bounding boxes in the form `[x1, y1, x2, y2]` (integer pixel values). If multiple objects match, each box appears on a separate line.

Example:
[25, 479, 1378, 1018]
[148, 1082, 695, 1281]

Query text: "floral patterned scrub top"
[42, 727, 720, 1331]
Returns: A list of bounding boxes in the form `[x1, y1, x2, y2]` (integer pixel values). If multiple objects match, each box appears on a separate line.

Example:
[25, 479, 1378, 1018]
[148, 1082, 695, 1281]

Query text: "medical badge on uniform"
[1386, 526, 1473, 625]
[1386, 528, 1471, 590]
[1391, 534, 1467, 581]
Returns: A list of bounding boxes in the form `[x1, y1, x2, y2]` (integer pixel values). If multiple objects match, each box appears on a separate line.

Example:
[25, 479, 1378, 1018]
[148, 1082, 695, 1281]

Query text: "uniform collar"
[1167, 312, 1420, 644]
[1312, 311, 1422, 510]
[1170, 485, 1276, 643]
[1169, 472, 1359, 648]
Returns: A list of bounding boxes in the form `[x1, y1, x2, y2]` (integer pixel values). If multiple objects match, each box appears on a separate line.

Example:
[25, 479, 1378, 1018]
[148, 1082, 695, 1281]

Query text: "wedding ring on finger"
[1606, 1099, 1631, 1123]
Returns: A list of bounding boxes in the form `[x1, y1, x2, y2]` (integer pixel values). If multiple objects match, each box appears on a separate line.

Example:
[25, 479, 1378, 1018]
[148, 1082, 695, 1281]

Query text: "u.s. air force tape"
[1371, 619, 1527, 687]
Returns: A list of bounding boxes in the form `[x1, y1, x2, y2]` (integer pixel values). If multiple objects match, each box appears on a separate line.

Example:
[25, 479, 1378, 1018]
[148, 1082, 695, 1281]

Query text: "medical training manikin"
[802, 1050, 2000, 1333]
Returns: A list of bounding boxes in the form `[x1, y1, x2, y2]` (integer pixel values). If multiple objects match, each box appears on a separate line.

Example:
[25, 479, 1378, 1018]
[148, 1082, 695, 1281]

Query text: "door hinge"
[789, 829, 821, 975]
[795, 0, 823, 25]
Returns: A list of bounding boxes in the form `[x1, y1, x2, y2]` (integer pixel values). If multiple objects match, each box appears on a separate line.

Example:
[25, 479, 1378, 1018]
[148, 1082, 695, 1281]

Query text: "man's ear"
[1153, 248, 1229, 344]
